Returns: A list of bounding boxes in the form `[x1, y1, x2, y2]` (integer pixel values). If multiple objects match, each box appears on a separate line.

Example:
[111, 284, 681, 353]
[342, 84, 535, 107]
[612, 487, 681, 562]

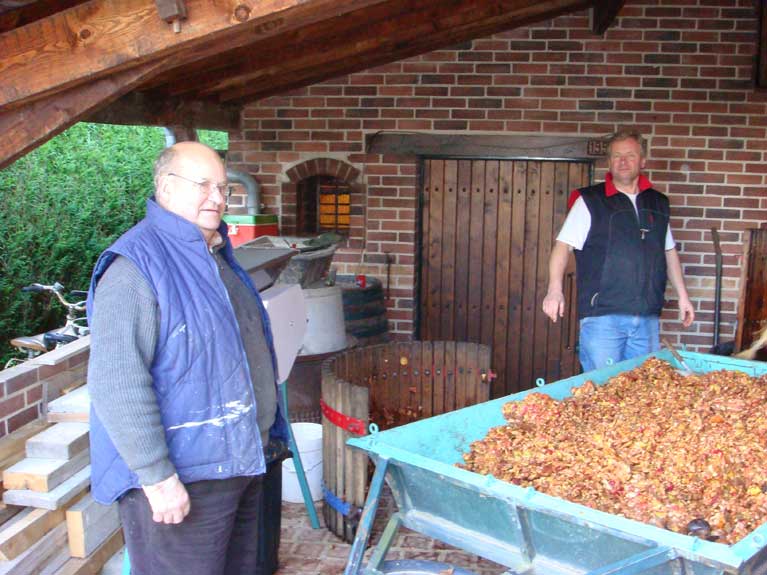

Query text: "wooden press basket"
[320, 340, 493, 542]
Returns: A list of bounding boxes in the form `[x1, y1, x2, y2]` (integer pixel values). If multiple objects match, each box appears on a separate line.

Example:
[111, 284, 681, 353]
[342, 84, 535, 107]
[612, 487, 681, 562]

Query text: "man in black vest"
[542, 130, 695, 372]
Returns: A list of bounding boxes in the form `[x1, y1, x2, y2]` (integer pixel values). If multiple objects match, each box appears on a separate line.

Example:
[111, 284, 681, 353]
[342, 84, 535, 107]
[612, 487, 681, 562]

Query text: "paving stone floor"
[274, 488, 507, 575]
[101, 486, 507, 575]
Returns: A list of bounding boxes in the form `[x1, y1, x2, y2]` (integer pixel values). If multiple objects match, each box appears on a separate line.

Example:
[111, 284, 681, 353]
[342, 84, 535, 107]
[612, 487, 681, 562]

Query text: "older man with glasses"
[86, 141, 288, 574]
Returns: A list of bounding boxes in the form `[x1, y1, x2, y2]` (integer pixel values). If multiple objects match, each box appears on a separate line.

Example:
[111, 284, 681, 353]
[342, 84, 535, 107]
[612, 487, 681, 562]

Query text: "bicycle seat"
[9, 334, 48, 353]
[44, 332, 79, 346]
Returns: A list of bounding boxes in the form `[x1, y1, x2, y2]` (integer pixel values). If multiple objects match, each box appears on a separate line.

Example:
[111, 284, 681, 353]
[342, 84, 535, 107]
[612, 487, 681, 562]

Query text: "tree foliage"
[0, 123, 165, 363]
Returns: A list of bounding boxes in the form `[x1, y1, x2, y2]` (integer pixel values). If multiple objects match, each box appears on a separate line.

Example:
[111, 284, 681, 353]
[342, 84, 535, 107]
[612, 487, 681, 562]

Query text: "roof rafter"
[0, 57, 168, 169]
[0, 0, 388, 110]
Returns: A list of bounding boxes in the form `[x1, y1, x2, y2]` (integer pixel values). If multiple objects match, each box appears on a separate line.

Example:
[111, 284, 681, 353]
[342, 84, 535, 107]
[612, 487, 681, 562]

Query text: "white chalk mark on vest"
[167, 400, 252, 430]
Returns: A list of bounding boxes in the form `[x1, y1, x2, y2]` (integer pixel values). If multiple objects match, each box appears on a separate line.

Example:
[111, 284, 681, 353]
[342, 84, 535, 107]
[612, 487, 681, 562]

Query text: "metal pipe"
[226, 168, 261, 215]
[711, 228, 723, 347]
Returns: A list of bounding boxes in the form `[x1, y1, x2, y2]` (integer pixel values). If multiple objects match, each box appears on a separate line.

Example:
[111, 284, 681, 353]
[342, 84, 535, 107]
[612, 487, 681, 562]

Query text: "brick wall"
[228, 0, 765, 351]
[0, 344, 89, 438]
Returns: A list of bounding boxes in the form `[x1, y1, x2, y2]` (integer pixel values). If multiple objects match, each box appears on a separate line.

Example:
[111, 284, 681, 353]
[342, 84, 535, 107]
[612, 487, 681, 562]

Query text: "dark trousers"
[119, 474, 266, 575]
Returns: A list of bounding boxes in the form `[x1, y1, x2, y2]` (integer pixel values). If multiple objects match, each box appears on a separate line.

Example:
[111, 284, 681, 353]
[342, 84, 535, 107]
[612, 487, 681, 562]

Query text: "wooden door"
[419, 158, 591, 397]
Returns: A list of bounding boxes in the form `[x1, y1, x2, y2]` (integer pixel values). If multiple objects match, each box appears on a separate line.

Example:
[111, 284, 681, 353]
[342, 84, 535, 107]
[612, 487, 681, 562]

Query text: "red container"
[224, 214, 279, 248]
[355, 274, 367, 289]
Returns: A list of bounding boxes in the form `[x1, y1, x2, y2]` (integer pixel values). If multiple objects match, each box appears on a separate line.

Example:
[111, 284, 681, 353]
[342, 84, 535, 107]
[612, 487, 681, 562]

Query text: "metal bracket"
[320, 398, 366, 435]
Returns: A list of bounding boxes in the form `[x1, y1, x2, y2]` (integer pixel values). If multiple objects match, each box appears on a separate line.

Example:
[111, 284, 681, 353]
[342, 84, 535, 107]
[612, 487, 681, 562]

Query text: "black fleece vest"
[574, 182, 669, 319]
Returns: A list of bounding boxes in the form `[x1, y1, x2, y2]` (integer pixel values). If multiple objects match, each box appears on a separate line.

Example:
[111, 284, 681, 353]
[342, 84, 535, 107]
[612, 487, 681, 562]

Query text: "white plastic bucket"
[299, 285, 348, 356]
[282, 422, 323, 502]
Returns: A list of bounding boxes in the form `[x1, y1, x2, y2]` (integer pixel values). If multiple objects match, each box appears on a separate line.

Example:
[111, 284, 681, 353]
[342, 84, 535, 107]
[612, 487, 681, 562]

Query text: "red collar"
[605, 172, 653, 196]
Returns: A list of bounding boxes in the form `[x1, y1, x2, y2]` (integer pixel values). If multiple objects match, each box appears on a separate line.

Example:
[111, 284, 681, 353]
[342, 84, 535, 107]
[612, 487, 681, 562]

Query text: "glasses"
[167, 173, 229, 197]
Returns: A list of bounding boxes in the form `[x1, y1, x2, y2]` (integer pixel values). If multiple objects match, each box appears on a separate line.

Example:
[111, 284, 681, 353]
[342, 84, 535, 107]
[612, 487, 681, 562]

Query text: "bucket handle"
[287, 456, 323, 473]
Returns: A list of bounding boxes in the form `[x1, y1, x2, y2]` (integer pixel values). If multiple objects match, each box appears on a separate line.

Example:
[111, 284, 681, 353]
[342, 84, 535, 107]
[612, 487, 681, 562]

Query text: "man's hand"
[679, 297, 695, 328]
[142, 473, 190, 524]
[542, 291, 565, 323]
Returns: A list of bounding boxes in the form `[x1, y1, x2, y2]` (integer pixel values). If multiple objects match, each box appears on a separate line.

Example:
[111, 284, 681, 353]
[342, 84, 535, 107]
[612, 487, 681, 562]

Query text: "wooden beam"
[214, 0, 592, 104]
[25, 423, 89, 461]
[46, 387, 90, 424]
[65, 494, 120, 558]
[0, 420, 50, 464]
[3, 465, 90, 510]
[3, 449, 89, 493]
[0, 0, 389, 111]
[0, 523, 67, 575]
[0, 507, 66, 560]
[55, 527, 123, 575]
[0, 1, 87, 34]
[366, 133, 599, 159]
[0, 58, 167, 170]
[590, 0, 625, 35]
[86, 92, 240, 130]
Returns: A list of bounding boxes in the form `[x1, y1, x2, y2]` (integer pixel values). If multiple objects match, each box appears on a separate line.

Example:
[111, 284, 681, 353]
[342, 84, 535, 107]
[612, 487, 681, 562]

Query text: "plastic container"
[223, 214, 279, 248]
[299, 285, 348, 356]
[282, 422, 323, 502]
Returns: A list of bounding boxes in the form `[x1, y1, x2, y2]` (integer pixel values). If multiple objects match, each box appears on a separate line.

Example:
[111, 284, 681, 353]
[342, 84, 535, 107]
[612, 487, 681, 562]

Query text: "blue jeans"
[578, 314, 660, 373]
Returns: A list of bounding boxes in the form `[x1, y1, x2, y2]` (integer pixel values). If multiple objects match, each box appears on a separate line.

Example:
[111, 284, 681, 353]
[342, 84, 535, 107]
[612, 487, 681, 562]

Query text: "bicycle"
[4, 282, 90, 369]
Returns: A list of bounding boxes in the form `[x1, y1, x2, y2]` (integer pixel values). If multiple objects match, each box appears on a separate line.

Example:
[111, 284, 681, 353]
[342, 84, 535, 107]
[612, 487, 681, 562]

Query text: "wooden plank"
[519, 161, 542, 391]
[341, 376, 353, 542]
[0, 0, 388, 110]
[320, 359, 333, 532]
[534, 162, 556, 384]
[37, 544, 71, 575]
[397, 342, 413, 421]
[492, 161, 513, 398]
[53, 527, 123, 575]
[46, 387, 90, 424]
[3, 465, 90, 510]
[368, 133, 600, 160]
[443, 341, 456, 413]
[3, 450, 89, 493]
[0, 419, 50, 465]
[455, 343, 467, 410]
[466, 343, 479, 407]
[440, 161, 458, 340]
[349, 382, 368, 524]
[734, 230, 754, 352]
[432, 341, 445, 416]
[0, 505, 23, 528]
[426, 160, 444, 338]
[507, 161, 527, 395]
[86, 92, 240, 130]
[0, 506, 66, 560]
[477, 344, 492, 404]
[0, 1, 87, 35]
[410, 341, 423, 421]
[419, 160, 432, 339]
[481, 160, 499, 349]
[66, 494, 120, 559]
[0, 522, 67, 575]
[421, 341, 433, 418]
[0, 58, 168, 170]
[467, 161, 486, 343]
[454, 160, 473, 342]
[26, 423, 89, 461]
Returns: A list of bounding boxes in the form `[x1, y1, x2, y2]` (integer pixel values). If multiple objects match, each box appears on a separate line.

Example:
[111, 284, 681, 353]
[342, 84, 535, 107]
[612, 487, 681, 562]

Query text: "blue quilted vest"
[86, 199, 287, 504]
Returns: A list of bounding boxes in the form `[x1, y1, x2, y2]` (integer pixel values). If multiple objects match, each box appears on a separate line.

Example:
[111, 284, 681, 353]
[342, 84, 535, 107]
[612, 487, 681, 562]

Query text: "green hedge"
[0, 123, 167, 363]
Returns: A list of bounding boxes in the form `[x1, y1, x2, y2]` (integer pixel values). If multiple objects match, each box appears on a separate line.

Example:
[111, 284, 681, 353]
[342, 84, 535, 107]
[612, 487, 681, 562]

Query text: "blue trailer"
[344, 350, 767, 575]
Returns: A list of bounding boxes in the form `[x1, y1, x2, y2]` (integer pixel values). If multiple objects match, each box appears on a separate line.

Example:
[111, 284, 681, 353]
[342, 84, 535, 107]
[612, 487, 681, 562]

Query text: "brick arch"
[285, 158, 361, 183]
[281, 158, 364, 241]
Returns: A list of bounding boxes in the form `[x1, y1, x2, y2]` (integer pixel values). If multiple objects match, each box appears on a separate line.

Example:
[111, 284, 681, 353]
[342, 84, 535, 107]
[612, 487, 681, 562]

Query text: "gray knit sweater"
[88, 252, 277, 486]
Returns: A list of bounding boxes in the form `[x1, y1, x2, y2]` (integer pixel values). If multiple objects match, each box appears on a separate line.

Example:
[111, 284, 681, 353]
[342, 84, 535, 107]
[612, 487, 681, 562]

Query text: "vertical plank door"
[419, 158, 590, 397]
